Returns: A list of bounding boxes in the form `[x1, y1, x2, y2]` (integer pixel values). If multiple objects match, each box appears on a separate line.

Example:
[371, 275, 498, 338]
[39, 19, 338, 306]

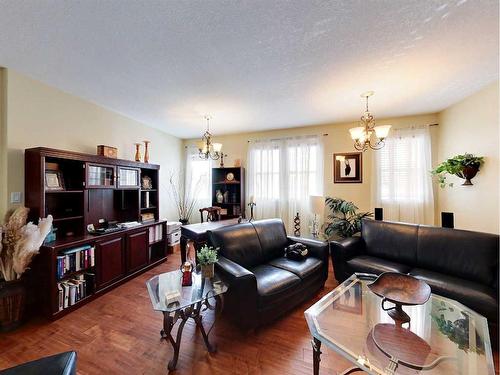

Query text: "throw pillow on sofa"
[284, 243, 308, 261]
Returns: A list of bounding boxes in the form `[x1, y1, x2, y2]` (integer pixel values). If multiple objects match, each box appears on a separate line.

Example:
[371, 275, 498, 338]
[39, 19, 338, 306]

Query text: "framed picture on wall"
[333, 152, 362, 183]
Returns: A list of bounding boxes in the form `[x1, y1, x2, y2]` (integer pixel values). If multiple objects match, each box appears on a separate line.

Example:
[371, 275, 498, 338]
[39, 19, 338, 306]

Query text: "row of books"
[56, 245, 95, 280]
[149, 224, 163, 244]
[57, 273, 95, 311]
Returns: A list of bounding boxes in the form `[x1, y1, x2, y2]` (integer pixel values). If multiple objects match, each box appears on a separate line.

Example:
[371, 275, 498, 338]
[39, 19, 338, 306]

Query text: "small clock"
[226, 172, 235, 181]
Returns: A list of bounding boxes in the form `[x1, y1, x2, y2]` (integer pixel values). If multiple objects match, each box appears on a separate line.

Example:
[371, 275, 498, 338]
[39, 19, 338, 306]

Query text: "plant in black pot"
[431, 153, 484, 188]
[0, 207, 53, 331]
[324, 197, 372, 239]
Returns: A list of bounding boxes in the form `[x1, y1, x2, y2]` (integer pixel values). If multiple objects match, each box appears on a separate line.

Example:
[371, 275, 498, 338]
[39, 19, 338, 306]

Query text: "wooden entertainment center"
[24, 147, 167, 319]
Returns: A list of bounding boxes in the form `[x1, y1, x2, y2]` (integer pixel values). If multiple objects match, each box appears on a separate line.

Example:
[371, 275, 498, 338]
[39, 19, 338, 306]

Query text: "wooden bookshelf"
[211, 167, 245, 219]
[24, 147, 167, 319]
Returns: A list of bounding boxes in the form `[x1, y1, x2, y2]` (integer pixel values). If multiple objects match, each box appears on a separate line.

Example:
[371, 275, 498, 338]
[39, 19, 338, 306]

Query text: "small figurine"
[181, 261, 193, 286]
[293, 212, 301, 236]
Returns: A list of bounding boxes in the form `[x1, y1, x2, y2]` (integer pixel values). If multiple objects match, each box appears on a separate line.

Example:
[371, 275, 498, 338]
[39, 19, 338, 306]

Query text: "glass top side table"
[146, 270, 228, 370]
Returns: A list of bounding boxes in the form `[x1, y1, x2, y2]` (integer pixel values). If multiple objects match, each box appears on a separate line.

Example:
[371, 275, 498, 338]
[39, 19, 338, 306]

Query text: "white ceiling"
[0, 1, 498, 139]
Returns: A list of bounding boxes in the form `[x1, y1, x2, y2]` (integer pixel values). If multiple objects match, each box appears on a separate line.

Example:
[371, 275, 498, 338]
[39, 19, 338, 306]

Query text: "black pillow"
[284, 243, 308, 261]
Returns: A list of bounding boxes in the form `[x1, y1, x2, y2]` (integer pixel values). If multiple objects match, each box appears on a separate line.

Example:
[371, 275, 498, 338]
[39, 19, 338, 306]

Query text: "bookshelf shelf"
[211, 167, 245, 219]
[52, 215, 84, 223]
[57, 266, 95, 282]
[46, 190, 84, 194]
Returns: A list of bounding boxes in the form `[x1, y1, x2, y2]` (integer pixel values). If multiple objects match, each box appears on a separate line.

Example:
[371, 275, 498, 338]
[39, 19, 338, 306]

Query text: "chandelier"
[198, 116, 222, 160]
[349, 91, 391, 151]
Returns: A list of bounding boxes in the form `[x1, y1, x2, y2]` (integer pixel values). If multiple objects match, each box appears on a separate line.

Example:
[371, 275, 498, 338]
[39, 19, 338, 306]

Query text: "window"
[247, 135, 323, 231]
[373, 126, 434, 224]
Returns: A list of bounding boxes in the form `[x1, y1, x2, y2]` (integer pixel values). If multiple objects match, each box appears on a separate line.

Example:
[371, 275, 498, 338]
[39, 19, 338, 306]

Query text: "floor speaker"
[375, 208, 383, 221]
[441, 212, 454, 228]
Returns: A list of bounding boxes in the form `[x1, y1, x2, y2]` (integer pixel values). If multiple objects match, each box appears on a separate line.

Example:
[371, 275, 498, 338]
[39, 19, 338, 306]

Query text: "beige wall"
[437, 82, 499, 234]
[0, 68, 7, 218]
[3, 69, 183, 220]
[185, 113, 439, 216]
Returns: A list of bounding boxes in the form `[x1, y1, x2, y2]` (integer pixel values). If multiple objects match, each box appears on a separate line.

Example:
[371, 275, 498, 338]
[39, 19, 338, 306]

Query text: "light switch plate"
[10, 192, 22, 203]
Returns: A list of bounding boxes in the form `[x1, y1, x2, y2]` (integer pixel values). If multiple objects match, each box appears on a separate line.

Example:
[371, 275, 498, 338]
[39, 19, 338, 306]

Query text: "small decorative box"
[97, 145, 118, 158]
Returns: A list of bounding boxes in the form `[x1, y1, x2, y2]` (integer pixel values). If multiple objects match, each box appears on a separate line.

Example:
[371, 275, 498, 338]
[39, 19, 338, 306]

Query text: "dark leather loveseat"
[331, 219, 499, 324]
[208, 218, 329, 330]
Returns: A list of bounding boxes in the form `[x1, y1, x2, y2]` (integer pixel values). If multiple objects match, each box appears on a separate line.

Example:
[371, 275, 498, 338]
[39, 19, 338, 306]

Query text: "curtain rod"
[247, 133, 328, 143]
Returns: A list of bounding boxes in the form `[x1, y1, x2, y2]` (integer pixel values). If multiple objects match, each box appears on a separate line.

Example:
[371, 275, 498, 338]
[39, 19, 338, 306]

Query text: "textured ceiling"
[0, 0, 498, 138]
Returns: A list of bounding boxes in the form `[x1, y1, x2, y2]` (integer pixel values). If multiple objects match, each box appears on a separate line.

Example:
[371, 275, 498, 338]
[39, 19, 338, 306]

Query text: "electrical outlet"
[10, 192, 22, 203]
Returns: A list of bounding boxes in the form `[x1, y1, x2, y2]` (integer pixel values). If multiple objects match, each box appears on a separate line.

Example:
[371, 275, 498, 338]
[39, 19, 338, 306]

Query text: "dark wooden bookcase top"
[24, 147, 167, 319]
[211, 167, 245, 219]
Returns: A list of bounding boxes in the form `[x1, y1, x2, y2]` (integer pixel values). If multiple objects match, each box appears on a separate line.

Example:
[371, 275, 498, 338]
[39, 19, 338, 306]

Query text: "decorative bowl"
[368, 272, 431, 323]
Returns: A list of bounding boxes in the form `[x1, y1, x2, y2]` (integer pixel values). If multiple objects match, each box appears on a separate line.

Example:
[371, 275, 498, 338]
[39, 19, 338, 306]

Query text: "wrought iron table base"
[160, 295, 223, 370]
[312, 338, 364, 375]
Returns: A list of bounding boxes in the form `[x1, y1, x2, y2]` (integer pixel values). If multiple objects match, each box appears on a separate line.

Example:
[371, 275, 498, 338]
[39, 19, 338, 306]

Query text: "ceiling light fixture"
[349, 91, 391, 151]
[198, 116, 222, 160]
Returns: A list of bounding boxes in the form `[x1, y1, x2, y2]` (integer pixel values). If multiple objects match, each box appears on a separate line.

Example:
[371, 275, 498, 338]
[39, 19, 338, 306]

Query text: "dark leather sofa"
[0, 351, 77, 375]
[331, 219, 499, 324]
[208, 218, 329, 330]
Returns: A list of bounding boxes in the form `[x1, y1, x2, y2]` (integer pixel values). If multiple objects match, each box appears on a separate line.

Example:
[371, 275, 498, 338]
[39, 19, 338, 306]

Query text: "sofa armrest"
[330, 236, 366, 282]
[287, 236, 329, 262]
[0, 351, 77, 375]
[216, 255, 255, 282]
[215, 256, 258, 330]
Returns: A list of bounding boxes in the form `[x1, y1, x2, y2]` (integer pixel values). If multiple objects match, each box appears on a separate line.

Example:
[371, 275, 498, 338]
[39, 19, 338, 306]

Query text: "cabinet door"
[127, 230, 149, 273]
[117, 167, 140, 189]
[96, 236, 125, 288]
[86, 163, 116, 188]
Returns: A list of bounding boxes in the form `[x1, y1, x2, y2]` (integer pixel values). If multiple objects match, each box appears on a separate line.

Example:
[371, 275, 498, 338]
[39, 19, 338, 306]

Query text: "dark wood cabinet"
[211, 167, 245, 219]
[96, 236, 125, 288]
[25, 147, 166, 319]
[126, 230, 149, 272]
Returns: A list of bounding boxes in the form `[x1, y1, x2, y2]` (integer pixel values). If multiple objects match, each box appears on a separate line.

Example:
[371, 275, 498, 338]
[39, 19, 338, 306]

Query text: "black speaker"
[374, 208, 383, 221]
[441, 212, 454, 228]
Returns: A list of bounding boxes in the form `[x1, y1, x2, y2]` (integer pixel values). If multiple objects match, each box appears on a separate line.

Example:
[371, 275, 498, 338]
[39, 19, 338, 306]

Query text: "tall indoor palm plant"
[324, 197, 372, 239]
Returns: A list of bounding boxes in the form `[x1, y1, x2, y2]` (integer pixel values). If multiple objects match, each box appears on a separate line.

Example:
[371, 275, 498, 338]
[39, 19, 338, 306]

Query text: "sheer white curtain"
[372, 126, 434, 224]
[185, 145, 212, 223]
[247, 135, 323, 232]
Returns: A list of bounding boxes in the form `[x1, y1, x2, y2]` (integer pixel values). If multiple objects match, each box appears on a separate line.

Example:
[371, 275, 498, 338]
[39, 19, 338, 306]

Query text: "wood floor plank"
[0, 251, 498, 374]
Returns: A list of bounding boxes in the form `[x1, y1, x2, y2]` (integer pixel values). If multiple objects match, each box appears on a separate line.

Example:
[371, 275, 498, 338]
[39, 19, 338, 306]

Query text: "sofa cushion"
[268, 257, 323, 279]
[409, 268, 498, 323]
[346, 255, 411, 275]
[252, 219, 289, 262]
[250, 264, 301, 306]
[208, 222, 264, 269]
[416, 226, 499, 286]
[362, 219, 418, 265]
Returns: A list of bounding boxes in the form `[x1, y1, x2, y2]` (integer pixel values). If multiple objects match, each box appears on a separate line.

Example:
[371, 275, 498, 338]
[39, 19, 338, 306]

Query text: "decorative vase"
[179, 218, 189, 225]
[134, 143, 142, 162]
[456, 166, 479, 186]
[216, 190, 224, 204]
[201, 264, 215, 278]
[0, 279, 26, 332]
[143, 140, 150, 163]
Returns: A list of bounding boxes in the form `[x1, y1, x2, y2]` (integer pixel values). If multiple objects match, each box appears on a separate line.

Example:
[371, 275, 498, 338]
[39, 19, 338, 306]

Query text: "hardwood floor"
[0, 251, 498, 374]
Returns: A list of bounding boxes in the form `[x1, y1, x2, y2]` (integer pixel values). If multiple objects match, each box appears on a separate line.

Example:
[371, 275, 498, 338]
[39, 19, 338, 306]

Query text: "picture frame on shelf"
[333, 152, 362, 183]
[45, 170, 65, 191]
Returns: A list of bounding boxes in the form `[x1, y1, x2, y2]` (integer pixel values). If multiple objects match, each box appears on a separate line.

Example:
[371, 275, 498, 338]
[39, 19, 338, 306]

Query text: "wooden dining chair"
[199, 207, 222, 223]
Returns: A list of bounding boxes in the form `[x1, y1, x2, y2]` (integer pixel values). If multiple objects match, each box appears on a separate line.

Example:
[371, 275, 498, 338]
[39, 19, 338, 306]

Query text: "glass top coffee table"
[146, 270, 228, 370]
[304, 273, 494, 375]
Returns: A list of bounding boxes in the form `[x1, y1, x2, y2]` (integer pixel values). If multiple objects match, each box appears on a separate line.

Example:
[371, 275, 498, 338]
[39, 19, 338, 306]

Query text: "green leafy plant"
[431, 153, 484, 188]
[196, 245, 219, 266]
[324, 197, 372, 239]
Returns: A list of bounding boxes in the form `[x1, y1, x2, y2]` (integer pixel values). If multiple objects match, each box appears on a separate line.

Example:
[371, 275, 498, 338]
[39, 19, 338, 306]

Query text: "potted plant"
[0, 207, 53, 331]
[196, 245, 218, 278]
[324, 197, 372, 239]
[431, 153, 484, 188]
